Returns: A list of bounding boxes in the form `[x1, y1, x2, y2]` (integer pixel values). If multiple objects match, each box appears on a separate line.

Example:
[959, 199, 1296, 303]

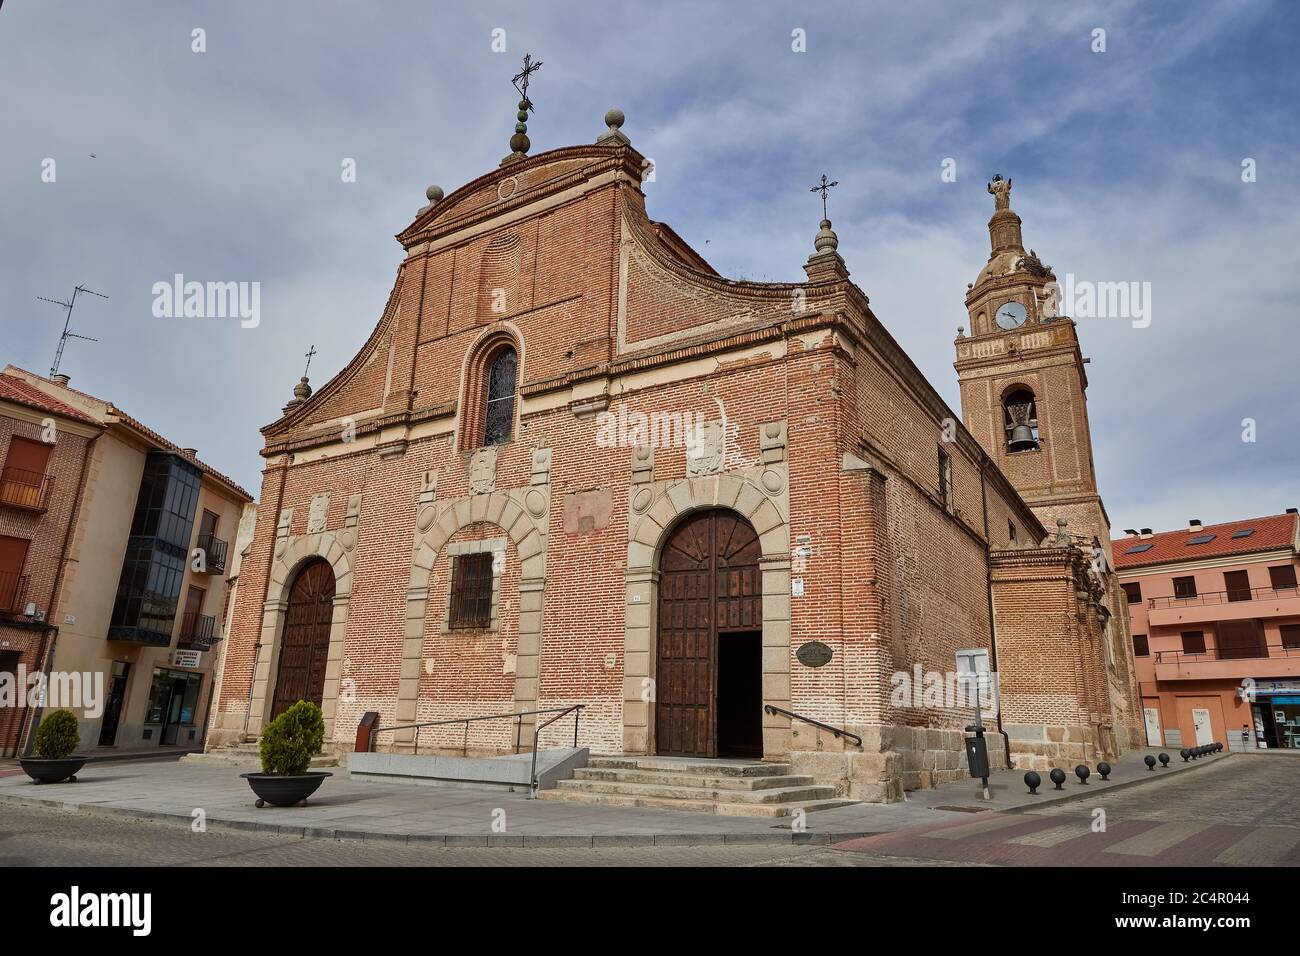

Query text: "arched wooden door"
[271, 558, 336, 720]
[656, 509, 762, 758]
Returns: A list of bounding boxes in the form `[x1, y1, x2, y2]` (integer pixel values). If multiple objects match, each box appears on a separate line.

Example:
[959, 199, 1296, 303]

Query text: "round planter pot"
[241, 771, 332, 808]
[20, 756, 88, 785]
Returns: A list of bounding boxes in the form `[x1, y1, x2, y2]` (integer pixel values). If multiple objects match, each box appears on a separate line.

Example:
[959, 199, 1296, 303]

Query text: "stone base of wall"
[1003, 722, 1115, 770]
[787, 723, 1009, 803]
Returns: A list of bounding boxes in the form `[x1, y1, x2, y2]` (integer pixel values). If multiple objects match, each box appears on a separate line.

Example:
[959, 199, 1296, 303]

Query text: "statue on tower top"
[988, 174, 1012, 210]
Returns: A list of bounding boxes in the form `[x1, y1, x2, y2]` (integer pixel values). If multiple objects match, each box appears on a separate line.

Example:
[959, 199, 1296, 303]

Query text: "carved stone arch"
[396, 487, 550, 749]
[251, 529, 358, 743]
[623, 451, 791, 759]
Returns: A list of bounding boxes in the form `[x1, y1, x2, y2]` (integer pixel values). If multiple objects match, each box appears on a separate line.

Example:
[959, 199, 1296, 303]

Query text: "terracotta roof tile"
[1112, 513, 1297, 569]
[0, 373, 98, 424]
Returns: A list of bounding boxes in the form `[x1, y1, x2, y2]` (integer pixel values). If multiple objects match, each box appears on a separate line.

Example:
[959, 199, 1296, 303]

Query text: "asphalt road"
[837, 755, 1300, 866]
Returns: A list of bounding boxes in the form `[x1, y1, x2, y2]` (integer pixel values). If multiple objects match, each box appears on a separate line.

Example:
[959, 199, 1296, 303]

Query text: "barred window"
[448, 552, 493, 630]
[483, 347, 517, 446]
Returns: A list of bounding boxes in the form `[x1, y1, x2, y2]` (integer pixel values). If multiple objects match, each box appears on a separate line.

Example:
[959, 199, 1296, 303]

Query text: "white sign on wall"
[172, 649, 203, 669]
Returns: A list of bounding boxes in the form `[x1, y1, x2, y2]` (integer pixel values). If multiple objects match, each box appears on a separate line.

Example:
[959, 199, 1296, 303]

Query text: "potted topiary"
[240, 700, 332, 807]
[20, 708, 87, 784]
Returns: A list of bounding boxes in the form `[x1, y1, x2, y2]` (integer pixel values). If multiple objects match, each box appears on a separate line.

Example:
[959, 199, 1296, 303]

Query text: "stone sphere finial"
[426, 185, 444, 203]
[597, 107, 631, 146]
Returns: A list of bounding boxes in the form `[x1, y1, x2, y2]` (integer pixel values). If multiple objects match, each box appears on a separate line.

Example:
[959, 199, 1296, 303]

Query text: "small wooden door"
[271, 559, 336, 719]
[656, 510, 761, 757]
[0, 535, 30, 611]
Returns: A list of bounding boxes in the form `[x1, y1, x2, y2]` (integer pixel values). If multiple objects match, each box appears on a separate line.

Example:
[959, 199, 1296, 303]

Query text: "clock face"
[995, 300, 1028, 330]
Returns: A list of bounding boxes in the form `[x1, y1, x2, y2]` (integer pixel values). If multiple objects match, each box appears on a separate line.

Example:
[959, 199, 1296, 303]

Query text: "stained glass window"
[483, 347, 517, 446]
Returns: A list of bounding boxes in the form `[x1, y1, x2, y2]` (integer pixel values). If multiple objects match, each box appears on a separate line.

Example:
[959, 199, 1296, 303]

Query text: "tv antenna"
[38, 284, 107, 377]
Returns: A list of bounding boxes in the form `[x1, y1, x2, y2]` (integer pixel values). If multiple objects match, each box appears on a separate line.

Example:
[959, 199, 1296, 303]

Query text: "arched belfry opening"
[1003, 387, 1040, 452]
[271, 558, 336, 719]
[656, 509, 763, 758]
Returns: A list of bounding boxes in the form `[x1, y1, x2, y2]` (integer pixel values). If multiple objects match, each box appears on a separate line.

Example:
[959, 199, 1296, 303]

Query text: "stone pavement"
[0, 746, 1224, 847]
[835, 755, 1300, 866]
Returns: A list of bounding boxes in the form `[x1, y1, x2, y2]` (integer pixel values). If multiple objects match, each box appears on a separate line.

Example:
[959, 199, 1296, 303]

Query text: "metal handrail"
[1154, 642, 1300, 665]
[1147, 585, 1298, 610]
[528, 704, 584, 797]
[763, 703, 862, 747]
[371, 705, 581, 757]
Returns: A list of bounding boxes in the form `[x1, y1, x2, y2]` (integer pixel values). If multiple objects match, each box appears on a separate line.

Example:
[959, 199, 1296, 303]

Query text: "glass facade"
[109, 452, 202, 645]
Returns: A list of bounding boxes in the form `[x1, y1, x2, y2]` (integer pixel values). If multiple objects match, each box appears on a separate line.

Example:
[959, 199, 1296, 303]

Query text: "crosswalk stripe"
[1214, 828, 1300, 866]
[1103, 822, 1208, 857]
[1007, 823, 1090, 848]
[928, 815, 1029, 840]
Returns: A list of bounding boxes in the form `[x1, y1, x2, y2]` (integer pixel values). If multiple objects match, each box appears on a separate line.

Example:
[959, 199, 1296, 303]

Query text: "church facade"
[209, 109, 1141, 801]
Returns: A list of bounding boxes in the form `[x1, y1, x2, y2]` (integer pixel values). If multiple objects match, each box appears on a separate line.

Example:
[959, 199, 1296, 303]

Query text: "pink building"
[1114, 511, 1300, 751]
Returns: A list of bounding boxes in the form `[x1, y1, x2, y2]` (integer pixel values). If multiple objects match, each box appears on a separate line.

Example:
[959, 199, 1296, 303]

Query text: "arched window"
[483, 346, 517, 446]
[1003, 387, 1039, 452]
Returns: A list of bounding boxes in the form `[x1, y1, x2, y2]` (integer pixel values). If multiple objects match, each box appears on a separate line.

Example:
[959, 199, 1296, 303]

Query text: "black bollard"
[1143, 755, 1156, 771]
[1024, 770, 1042, 795]
[1049, 768, 1067, 790]
[1180, 748, 1190, 761]
[1075, 764, 1091, 784]
[1098, 761, 1112, 780]
[1158, 752, 1170, 767]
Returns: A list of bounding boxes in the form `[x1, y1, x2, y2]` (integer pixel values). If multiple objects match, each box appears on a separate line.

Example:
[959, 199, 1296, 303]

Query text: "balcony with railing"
[0, 571, 29, 614]
[176, 611, 217, 651]
[0, 466, 53, 513]
[195, 533, 228, 575]
[1153, 642, 1300, 681]
[1147, 585, 1300, 628]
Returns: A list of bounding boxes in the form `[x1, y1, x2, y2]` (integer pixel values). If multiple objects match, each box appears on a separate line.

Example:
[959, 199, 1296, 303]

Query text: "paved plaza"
[3, 747, 1288, 865]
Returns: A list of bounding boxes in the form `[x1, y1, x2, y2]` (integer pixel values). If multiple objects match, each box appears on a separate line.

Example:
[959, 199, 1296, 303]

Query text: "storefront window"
[145, 669, 203, 725]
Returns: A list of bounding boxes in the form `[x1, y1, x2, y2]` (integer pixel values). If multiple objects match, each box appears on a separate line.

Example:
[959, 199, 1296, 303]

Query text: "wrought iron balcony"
[177, 611, 217, 651]
[1148, 585, 1299, 610]
[0, 571, 29, 614]
[195, 533, 228, 575]
[0, 467, 53, 513]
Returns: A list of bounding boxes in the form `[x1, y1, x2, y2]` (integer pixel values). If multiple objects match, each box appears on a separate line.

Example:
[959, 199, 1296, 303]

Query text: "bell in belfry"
[1006, 402, 1039, 452]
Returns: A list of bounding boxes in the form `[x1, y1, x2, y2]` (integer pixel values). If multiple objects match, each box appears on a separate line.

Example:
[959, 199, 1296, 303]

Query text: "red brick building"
[0, 372, 99, 755]
[210, 110, 1140, 800]
[1115, 512, 1300, 752]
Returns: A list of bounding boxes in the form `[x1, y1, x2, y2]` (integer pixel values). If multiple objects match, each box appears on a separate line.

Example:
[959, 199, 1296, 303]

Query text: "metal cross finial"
[303, 344, 317, 378]
[809, 173, 839, 220]
[512, 53, 543, 112]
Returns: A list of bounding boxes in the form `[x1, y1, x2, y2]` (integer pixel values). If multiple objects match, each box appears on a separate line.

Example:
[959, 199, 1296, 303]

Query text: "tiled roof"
[1112, 513, 1297, 569]
[2, 367, 253, 502]
[0, 372, 98, 424]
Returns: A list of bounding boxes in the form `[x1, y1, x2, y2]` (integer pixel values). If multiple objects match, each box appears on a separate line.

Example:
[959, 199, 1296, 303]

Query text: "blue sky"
[3, 0, 1297, 534]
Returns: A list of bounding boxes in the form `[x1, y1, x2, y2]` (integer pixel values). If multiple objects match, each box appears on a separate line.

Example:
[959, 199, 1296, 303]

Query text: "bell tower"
[954, 175, 1105, 540]
[955, 176, 1143, 754]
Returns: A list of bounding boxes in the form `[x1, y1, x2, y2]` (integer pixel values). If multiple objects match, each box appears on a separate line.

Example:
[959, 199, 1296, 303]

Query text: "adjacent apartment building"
[0, 366, 253, 756]
[1114, 511, 1300, 751]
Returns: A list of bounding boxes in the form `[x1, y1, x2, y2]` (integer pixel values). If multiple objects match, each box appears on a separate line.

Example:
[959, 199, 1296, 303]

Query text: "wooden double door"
[656, 509, 763, 758]
[271, 559, 335, 720]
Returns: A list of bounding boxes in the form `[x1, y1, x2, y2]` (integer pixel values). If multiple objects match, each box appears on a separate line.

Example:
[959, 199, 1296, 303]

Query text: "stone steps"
[572, 766, 817, 790]
[538, 755, 855, 818]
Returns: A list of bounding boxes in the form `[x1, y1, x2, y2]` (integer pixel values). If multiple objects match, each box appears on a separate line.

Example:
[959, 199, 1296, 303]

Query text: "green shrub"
[259, 700, 324, 775]
[33, 709, 80, 759]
